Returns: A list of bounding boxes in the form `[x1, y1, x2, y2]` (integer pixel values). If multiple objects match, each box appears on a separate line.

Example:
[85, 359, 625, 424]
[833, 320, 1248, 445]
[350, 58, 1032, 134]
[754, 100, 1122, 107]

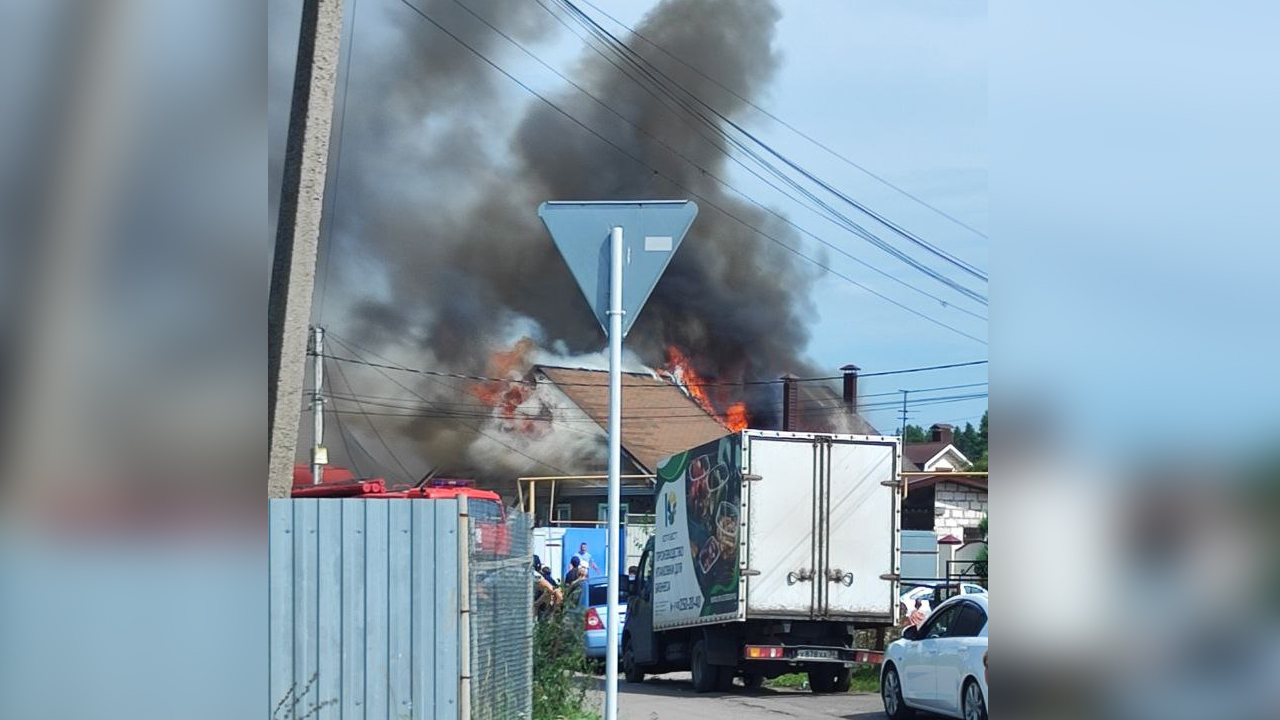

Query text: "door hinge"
[743, 473, 763, 482]
[741, 569, 761, 577]
[879, 573, 900, 582]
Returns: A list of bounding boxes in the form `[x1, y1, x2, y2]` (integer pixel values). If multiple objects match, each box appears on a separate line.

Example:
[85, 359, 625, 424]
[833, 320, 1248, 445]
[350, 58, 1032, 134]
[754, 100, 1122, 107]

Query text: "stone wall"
[934, 481, 987, 541]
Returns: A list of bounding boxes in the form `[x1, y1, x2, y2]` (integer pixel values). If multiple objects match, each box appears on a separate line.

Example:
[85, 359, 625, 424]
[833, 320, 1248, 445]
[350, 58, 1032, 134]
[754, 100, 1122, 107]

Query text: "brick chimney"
[781, 374, 798, 431]
[840, 364, 860, 415]
[930, 423, 955, 444]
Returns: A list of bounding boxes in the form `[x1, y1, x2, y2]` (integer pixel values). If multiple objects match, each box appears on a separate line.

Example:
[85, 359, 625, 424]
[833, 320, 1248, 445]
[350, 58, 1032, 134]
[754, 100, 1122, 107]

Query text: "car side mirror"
[902, 626, 920, 641]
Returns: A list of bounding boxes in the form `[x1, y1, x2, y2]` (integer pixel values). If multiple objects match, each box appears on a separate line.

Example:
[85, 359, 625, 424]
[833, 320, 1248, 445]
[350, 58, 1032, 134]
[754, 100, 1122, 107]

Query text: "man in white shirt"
[573, 542, 601, 577]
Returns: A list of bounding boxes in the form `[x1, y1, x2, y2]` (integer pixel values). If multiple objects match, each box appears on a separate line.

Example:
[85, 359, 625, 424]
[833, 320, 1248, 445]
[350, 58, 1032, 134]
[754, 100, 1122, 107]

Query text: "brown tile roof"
[535, 365, 732, 473]
[904, 441, 952, 468]
[907, 474, 988, 492]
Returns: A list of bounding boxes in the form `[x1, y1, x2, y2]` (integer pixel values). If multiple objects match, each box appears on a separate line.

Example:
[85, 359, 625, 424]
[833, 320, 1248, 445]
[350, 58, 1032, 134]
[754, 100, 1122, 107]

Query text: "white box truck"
[621, 430, 901, 692]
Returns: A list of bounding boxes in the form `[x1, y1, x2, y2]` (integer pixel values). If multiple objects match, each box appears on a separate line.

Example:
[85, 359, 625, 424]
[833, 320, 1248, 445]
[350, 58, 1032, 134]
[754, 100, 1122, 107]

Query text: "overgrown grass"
[764, 664, 880, 693]
[532, 585, 598, 720]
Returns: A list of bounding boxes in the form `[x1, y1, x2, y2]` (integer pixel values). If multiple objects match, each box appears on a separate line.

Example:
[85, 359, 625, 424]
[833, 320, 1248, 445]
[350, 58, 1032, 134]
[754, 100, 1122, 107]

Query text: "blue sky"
[270, 0, 989, 439]
[540, 0, 989, 434]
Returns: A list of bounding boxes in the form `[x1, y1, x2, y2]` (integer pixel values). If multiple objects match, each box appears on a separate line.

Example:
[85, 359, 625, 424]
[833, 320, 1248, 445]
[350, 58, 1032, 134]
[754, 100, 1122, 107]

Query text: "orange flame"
[470, 338, 539, 431]
[664, 346, 749, 431]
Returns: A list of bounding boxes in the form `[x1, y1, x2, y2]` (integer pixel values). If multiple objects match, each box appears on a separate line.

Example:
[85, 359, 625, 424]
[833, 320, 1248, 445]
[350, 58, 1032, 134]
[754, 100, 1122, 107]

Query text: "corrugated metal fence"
[269, 499, 533, 720]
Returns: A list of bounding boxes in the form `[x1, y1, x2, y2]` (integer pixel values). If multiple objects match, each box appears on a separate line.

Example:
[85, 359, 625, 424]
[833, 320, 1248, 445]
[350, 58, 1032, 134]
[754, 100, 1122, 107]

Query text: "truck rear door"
[744, 432, 820, 615]
[821, 436, 898, 619]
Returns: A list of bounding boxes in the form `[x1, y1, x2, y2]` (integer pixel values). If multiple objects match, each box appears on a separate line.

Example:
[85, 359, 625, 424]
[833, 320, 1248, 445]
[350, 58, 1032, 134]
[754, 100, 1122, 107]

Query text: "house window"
[598, 502, 629, 524]
[963, 525, 984, 543]
[554, 503, 572, 523]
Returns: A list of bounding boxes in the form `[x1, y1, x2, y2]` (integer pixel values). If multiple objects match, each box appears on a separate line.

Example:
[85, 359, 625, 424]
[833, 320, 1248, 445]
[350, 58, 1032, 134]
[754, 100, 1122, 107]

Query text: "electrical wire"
[327, 334, 575, 475]
[572, 0, 989, 241]
[552, 0, 988, 285]
[317, 0, 361, 322]
[541, 0, 987, 304]
[324, 345, 417, 483]
[321, 349, 986, 388]
[442, 0, 986, 322]
[393, 0, 986, 345]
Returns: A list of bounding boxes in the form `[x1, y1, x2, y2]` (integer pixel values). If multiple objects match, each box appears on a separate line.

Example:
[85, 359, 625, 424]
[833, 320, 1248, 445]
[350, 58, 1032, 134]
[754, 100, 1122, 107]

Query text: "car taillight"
[744, 645, 785, 659]
[585, 608, 603, 630]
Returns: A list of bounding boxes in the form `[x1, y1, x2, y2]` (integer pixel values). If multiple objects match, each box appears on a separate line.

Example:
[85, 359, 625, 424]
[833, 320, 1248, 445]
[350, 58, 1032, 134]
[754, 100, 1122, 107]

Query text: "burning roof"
[533, 365, 732, 474]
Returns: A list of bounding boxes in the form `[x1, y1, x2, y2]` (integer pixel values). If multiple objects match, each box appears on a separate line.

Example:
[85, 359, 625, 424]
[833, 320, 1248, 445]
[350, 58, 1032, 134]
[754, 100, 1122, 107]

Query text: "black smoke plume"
[272, 0, 846, 479]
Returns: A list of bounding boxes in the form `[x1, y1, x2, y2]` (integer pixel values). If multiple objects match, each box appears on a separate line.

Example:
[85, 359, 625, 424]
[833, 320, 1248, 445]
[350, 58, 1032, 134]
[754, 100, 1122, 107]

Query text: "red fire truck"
[291, 466, 510, 555]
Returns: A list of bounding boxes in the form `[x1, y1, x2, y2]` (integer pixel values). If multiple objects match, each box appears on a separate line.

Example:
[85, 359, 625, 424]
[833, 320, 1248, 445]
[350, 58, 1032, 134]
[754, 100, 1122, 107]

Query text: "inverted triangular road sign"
[538, 200, 698, 338]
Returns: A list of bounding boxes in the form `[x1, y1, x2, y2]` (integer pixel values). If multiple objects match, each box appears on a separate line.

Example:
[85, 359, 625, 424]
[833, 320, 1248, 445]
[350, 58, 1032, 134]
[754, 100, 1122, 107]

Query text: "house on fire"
[519, 364, 879, 525]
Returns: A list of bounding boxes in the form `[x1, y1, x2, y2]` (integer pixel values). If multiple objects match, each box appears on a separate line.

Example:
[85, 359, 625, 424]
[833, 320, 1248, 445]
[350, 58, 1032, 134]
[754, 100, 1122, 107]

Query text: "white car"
[900, 582, 987, 607]
[881, 594, 988, 720]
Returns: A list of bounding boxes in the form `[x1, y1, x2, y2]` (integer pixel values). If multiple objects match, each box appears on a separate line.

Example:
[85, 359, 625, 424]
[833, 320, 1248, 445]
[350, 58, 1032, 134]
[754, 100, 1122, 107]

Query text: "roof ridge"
[534, 363, 664, 379]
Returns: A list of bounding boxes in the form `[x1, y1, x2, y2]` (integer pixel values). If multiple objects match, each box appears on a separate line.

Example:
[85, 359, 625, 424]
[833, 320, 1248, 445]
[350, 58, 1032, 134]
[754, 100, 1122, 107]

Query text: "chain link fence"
[468, 508, 533, 719]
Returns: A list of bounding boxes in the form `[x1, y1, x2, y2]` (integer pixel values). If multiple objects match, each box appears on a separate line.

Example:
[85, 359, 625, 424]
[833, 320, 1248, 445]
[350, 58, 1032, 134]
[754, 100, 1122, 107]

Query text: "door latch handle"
[826, 569, 854, 586]
[787, 568, 815, 585]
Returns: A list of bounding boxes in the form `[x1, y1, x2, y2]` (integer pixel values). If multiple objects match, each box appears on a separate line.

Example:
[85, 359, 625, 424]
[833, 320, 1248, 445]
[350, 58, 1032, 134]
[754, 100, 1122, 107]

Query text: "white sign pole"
[604, 224, 624, 720]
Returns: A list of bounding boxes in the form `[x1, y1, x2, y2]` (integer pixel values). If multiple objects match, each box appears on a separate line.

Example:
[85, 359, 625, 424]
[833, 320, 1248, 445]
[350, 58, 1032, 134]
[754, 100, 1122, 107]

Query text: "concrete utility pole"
[268, 0, 346, 498]
[899, 390, 909, 439]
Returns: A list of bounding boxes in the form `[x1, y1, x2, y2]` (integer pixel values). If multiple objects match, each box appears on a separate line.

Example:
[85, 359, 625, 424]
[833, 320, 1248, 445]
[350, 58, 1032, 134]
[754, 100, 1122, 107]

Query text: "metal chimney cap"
[840, 364, 861, 373]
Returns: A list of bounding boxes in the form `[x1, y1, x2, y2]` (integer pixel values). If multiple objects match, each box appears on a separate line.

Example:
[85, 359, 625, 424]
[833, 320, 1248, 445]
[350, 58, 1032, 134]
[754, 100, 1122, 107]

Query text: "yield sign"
[538, 200, 698, 338]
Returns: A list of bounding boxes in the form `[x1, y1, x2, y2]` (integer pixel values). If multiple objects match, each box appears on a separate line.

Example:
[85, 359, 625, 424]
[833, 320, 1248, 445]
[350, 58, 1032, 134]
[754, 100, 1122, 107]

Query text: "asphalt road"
[586, 671, 951, 720]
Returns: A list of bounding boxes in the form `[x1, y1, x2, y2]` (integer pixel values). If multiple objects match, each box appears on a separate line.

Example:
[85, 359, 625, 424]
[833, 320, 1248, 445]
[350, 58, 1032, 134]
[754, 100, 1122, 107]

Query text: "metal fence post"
[458, 497, 471, 720]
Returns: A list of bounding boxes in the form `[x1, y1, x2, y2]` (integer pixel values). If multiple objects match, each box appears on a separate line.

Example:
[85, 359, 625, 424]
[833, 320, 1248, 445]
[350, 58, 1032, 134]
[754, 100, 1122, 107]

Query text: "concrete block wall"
[934, 482, 987, 541]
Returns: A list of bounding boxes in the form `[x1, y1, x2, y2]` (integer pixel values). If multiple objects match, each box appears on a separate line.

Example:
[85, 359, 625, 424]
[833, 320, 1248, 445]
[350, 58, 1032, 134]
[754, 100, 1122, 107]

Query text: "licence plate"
[796, 649, 839, 660]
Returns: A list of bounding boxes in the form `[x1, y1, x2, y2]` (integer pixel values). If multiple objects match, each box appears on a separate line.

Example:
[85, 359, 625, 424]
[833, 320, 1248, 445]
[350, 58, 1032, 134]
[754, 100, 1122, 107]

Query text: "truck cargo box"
[650, 430, 899, 631]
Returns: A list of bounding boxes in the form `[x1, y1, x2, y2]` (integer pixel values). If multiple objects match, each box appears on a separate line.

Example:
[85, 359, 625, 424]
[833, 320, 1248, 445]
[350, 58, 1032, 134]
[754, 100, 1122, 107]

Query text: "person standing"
[573, 542, 601, 577]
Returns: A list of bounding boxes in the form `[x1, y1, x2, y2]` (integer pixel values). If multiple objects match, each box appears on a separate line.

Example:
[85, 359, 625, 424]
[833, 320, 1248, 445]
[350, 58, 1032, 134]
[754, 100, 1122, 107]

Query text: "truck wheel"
[690, 640, 718, 693]
[741, 673, 764, 690]
[622, 640, 644, 684]
[808, 666, 851, 693]
[715, 668, 735, 692]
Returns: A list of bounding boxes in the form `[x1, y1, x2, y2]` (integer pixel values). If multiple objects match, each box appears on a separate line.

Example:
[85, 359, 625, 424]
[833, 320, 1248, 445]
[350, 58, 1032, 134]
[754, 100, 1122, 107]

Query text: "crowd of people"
[532, 543, 597, 618]
[530, 542, 639, 620]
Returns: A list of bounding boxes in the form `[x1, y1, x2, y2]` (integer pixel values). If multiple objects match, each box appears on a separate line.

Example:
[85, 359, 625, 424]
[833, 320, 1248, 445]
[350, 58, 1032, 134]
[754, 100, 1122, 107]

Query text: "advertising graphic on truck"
[652, 433, 744, 628]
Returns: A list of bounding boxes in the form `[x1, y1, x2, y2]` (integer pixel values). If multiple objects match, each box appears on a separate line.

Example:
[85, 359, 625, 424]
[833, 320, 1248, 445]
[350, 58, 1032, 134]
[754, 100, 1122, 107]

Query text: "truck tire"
[741, 673, 764, 690]
[690, 640, 718, 693]
[715, 668, 735, 692]
[622, 639, 644, 684]
[808, 666, 852, 693]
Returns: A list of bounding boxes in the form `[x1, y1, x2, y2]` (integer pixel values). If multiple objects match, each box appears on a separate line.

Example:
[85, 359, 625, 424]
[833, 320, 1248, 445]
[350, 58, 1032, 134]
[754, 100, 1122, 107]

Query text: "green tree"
[958, 422, 980, 459]
[978, 410, 988, 459]
[902, 424, 928, 444]
[975, 514, 988, 578]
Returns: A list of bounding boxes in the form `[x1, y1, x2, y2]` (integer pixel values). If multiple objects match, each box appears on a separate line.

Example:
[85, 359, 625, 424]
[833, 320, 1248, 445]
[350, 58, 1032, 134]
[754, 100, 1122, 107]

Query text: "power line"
[317, 0, 362, 322]
[442, 0, 986, 322]
[543, 0, 987, 303]
[327, 334, 575, 475]
[321, 349, 986, 388]
[326, 390, 988, 423]
[572, 0, 989, 241]
[324, 358, 364, 476]
[552, 0, 988, 285]
[325, 345, 417, 483]
[393, 0, 986, 344]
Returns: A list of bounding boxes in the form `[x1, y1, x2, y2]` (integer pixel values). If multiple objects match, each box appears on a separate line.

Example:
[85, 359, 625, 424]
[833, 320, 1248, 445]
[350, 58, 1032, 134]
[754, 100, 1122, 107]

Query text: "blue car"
[574, 576, 628, 660]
